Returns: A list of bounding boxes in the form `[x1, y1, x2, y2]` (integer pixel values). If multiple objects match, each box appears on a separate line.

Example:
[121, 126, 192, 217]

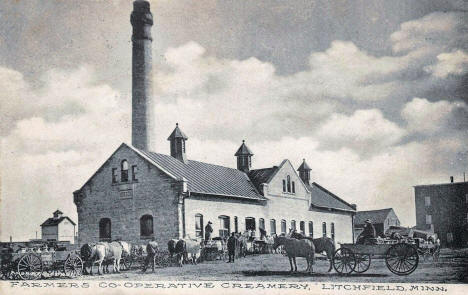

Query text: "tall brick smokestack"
[131, 0, 155, 151]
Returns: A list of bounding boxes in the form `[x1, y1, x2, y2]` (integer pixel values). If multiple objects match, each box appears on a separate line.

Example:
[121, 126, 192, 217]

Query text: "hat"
[365, 219, 371, 223]
[208, 221, 212, 224]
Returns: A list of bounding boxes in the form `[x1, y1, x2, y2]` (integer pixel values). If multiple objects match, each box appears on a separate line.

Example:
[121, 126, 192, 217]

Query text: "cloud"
[390, 12, 468, 54]
[316, 109, 406, 153]
[401, 97, 467, 134]
[425, 50, 468, 78]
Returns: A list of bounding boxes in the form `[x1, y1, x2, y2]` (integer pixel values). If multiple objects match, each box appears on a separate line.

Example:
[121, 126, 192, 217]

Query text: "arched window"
[287, 175, 291, 192]
[140, 215, 153, 238]
[331, 222, 335, 241]
[281, 220, 287, 234]
[300, 221, 305, 235]
[308, 221, 313, 237]
[245, 217, 255, 231]
[322, 222, 327, 237]
[121, 160, 129, 182]
[270, 219, 276, 235]
[219, 215, 230, 238]
[282, 180, 286, 192]
[99, 218, 111, 242]
[195, 214, 204, 238]
[291, 220, 296, 231]
[292, 181, 296, 193]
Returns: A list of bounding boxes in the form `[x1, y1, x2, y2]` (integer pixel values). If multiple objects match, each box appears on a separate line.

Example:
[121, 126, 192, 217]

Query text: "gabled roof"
[355, 208, 394, 225]
[53, 209, 63, 215]
[297, 159, 311, 171]
[307, 182, 356, 212]
[41, 216, 76, 227]
[234, 140, 254, 156]
[135, 147, 265, 200]
[249, 167, 279, 193]
[167, 123, 188, 140]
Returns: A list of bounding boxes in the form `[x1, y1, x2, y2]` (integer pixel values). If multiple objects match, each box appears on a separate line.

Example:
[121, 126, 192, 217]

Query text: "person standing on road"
[205, 221, 213, 244]
[142, 238, 159, 272]
[227, 232, 237, 263]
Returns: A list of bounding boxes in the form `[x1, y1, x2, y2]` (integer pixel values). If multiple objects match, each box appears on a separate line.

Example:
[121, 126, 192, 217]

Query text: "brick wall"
[74, 145, 180, 247]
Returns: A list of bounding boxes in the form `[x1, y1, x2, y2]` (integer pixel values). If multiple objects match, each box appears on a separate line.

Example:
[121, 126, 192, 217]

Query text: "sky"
[0, 0, 467, 241]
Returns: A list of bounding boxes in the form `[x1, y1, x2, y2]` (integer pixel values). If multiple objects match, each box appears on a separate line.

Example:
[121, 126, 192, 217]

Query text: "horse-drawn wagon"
[201, 239, 228, 261]
[1, 250, 83, 280]
[333, 242, 419, 276]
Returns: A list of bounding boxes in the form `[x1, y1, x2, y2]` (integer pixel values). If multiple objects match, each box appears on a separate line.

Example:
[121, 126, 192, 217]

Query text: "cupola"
[297, 159, 312, 185]
[167, 123, 188, 164]
[235, 140, 254, 173]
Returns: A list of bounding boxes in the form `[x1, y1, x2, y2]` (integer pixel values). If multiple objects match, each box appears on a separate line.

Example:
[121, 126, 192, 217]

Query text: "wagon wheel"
[64, 255, 83, 278]
[353, 254, 371, 273]
[17, 254, 43, 280]
[332, 248, 356, 275]
[385, 243, 419, 276]
[120, 254, 133, 271]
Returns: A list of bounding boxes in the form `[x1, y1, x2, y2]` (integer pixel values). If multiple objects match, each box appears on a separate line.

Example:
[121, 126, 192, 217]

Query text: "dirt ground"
[77, 248, 468, 284]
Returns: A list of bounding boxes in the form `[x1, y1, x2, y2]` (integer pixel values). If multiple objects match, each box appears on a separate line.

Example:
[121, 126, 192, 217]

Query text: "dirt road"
[78, 249, 467, 283]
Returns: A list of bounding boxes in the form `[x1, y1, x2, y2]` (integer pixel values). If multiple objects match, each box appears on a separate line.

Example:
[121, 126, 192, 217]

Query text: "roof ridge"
[357, 208, 393, 213]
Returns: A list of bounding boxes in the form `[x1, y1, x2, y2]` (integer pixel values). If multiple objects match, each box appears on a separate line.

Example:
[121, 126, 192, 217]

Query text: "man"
[227, 232, 237, 263]
[142, 238, 159, 272]
[205, 221, 213, 243]
[357, 219, 376, 245]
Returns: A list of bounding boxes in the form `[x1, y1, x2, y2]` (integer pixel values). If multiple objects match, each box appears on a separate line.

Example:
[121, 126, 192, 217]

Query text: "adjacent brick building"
[73, 1, 357, 247]
[414, 180, 468, 247]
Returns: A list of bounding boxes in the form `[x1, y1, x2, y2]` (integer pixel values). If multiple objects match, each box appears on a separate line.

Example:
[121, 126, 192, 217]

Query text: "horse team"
[79, 232, 336, 275]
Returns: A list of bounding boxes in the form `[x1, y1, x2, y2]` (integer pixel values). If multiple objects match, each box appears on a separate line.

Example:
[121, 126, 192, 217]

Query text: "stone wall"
[74, 145, 180, 246]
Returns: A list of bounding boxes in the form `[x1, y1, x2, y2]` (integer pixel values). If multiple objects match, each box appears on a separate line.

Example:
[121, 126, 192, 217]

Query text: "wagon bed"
[333, 242, 419, 276]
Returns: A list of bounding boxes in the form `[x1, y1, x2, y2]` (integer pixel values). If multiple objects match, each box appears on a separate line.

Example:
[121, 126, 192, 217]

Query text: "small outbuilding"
[40, 210, 76, 244]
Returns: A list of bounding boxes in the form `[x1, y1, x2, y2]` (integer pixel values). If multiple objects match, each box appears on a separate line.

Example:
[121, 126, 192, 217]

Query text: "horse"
[174, 238, 202, 266]
[273, 235, 315, 273]
[167, 239, 179, 257]
[289, 232, 336, 272]
[81, 242, 124, 275]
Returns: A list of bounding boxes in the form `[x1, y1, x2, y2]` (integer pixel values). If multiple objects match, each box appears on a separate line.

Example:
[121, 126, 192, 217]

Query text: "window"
[331, 222, 335, 240]
[195, 214, 204, 238]
[112, 168, 118, 183]
[234, 216, 238, 233]
[140, 215, 154, 238]
[219, 215, 230, 238]
[465, 194, 468, 203]
[121, 160, 129, 182]
[259, 218, 265, 231]
[281, 220, 287, 234]
[447, 232, 453, 243]
[308, 221, 313, 237]
[270, 219, 276, 235]
[132, 165, 138, 181]
[425, 196, 431, 206]
[245, 217, 256, 231]
[426, 214, 432, 224]
[287, 176, 291, 192]
[282, 180, 286, 192]
[99, 218, 111, 242]
[291, 220, 296, 231]
[322, 222, 327, 237]
[292, 181, 296, 193]
[299, 221, 305, 235]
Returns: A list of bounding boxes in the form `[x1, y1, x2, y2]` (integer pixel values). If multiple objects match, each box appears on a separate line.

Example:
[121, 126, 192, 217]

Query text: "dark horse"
[290, 232, 336, 272]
